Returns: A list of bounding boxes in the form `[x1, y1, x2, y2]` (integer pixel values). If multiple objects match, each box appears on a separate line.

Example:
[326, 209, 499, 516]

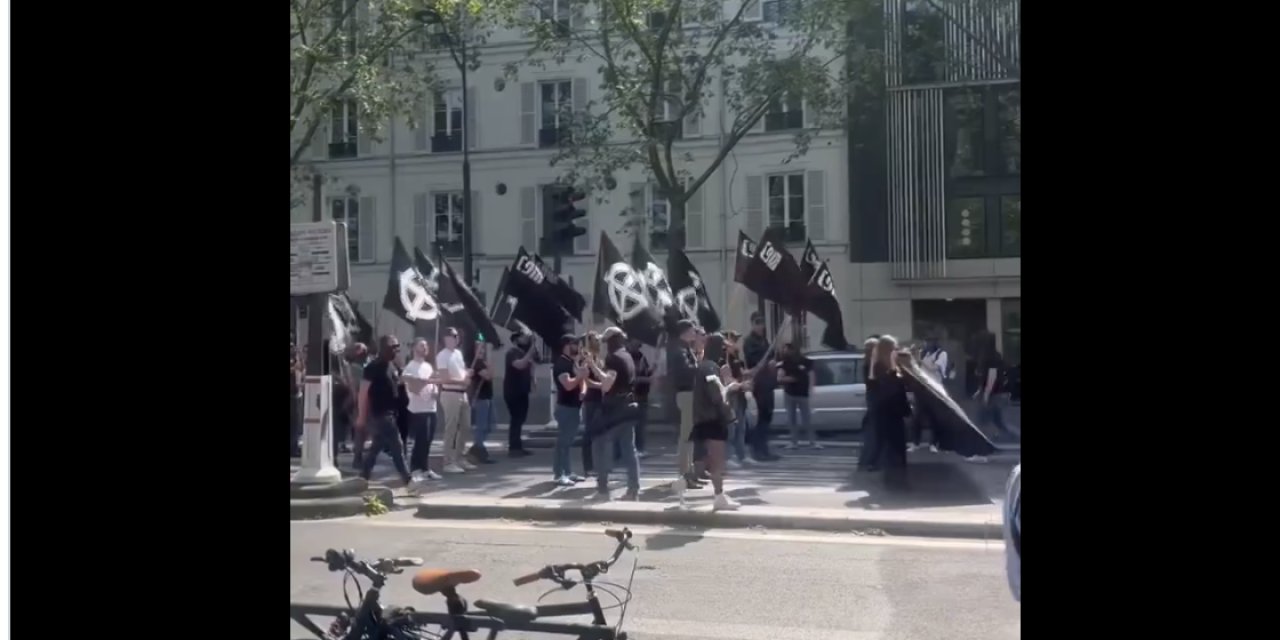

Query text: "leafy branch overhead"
[508, 0, 869, 248]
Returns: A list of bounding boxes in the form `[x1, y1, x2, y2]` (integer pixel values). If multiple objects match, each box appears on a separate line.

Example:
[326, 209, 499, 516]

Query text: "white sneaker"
[411, 471, 425, 483]
[443, 464, 466, 474]
[745, 456, 759, 465]
[906, 444, 918, 453]
[812, 442, 824, 450]
[406, 480, 425, 495]
[425, 470, 442, 480]
[713, 493, 741, 511]
[672, 477, 686, 505]
[965, 455, 989, 464]
[555, 476, 575, 487]
[726, 459, 742, 470]
[928, 445, 939, 454]
[460, 460, 478, 471]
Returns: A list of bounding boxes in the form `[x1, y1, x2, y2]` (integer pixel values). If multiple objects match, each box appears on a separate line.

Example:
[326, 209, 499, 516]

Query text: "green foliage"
[362, 493, 389, 516]
[508, 0, 874, 248]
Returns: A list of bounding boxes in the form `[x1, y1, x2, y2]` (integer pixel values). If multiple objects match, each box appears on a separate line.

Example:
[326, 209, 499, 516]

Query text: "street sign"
[290, 222, 351, 295]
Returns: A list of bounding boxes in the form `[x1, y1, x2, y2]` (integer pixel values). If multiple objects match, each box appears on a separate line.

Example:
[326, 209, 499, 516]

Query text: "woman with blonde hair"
[867, 334, 912, 488]
[856, 336, 881, 472]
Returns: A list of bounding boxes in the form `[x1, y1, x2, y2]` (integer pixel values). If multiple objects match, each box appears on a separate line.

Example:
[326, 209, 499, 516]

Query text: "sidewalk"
[308, 441, 1018, 539]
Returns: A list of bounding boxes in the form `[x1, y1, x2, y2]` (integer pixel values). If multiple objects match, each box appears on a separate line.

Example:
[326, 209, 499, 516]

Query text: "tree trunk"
[669, 197, 687, 253]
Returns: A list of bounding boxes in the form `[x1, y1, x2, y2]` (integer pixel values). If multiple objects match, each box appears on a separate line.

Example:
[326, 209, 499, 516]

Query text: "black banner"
[668, 248, 722, 333]
[741, 227, 806, 313]
[429, 249, 503, 348]
[734, 230, 756, 286]
[327, 294, 358, 354]
[593, 232, 664, 346]
[383, 237, 441, 339]
[342, 292, 375, 347]
[630, 235, 680, 332]
[800, 239, 822, 283]
[804, 259, 850, 350]
[899, 356, 997, 458]
[503, 247, 576, 349]
[533, 253, 587, 322]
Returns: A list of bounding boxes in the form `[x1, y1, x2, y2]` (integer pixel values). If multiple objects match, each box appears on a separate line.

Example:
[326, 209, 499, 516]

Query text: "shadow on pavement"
[840, 460, 992, 509]
[642, 530, 705, 551]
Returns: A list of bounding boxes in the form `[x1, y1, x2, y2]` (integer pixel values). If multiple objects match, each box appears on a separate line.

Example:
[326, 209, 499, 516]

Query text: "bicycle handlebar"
[310, 549, 423, 578]
[512, 528, 634, 588]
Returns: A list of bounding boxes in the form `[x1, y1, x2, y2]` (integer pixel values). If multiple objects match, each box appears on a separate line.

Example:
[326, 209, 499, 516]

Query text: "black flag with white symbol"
[383, 237, 440, 337]
[630, 235, 680, 332]
[800, 239, 822, 284]
[489, 267, 520, 330]
[345, 293, 375, 347]
[734, 230, 756, 286]
[593, 232, 663, 346]
[668, 248, 722, 333]
[741, 227, 806, 313]
[533, 253, 587, 322]
[327, 294, 359, 354]
[504, 246, 576, 349]
[899, 357, 997, 458]
[804, 259, 850, 350]
[431, 249, 503, 348]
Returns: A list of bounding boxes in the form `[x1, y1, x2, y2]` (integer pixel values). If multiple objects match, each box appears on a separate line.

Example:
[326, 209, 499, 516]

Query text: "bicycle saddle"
[474, 599, 538, 624]
[411, 569, 482, 595]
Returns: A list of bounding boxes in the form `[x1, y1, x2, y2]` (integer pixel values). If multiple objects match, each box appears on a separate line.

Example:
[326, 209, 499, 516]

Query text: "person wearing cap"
[551, 334, 590, 486]
[435, 327, 475, 474]
[586, 327, 642, 501]
[668, 319, 703, 490]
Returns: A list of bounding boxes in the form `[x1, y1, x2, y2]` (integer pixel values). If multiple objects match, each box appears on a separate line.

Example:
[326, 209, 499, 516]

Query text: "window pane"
[768, 175, 784, 197]
[450, 109, 463, 134]
[345, 102, 358, 139]
[558, 81, 572, 105]
[946, 90, 985, 177]
[331, 198, 345, 220]
[434, 108, 447, 134]
[768, 197, 785, 227]
[1000, 195, 1021, 255]
[947, 197, 986, 258]
[998, 88, 1021, 175]
[540, 83, 557, 128]
[786, 94, 802, 113]
[787, 174, 804, 199]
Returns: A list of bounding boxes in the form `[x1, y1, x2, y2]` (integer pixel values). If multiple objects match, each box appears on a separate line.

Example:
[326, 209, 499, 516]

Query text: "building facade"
[846, 0, 1020, 379]
[291, 1, 850, 348]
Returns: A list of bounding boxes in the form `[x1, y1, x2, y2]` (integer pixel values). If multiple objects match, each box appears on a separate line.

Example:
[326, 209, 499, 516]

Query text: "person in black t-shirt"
[741, 312, 780, 461]
[467, 342, 498, 464]
[856, 336, 882, 472]
[581, 332, 605, 475]
[356, 335, 419, 491]
[722, 331, 752, 466]
[551, 335, 589, 486]
[627, 337, 654, 457]
[587, 327, 641, 501]
[776, 343, 820, 449]
[973, 334, 1018, 444]
[504, 333, 537, 457]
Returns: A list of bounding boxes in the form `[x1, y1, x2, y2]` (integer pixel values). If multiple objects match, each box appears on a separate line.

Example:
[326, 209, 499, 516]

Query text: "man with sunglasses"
[356, 335, 419, 492]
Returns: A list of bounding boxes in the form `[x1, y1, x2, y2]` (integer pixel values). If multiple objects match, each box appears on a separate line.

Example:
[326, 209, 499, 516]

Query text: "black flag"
[431, 250, 503, 348]
[343, 292, 375, 347]
[800, 239, 822, 283]
[667, 248, 722, 332]
[899, 357, 997, 458]
[630, 235, 679, 332]
[383, 237, 441, 336]
[327, 294, 359, 354]
[504, 247, 576, 348]
[533, 253, 587, 322]
[741, 227, 806, 313]
[804, 259, 850, 350]
[733, 230, 756, 286]
[593, 232, 664, 346]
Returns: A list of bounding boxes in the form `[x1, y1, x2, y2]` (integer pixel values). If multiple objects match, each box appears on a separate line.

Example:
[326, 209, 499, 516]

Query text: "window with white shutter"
[806, 170, 826, 241]
[744, 175, 764, 238]
[520, 186, 538, 251]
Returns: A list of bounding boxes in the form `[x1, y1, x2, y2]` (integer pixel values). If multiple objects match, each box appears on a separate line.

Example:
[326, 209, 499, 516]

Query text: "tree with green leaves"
[509, 0, 874, 250]
[290, 0, 507, 208]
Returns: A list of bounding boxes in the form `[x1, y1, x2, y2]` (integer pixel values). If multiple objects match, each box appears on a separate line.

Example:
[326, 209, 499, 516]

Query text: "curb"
[413, 499, 1001, 540]
[291, 486, 394, 520]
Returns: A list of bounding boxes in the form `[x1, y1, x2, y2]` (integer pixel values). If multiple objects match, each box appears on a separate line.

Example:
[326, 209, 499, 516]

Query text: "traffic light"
[544, 188, 587, 256]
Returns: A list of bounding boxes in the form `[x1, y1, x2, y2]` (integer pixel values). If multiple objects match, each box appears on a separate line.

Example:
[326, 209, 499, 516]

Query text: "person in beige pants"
[435, 327, 474, 474]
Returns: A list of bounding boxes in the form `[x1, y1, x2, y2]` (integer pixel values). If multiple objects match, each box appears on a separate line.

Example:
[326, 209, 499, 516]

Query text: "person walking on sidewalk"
[973, 333, 1017, 446]
[503, 332, 537, 457]
[691, 333, 743, 510]
[669, 320, 702, 490]
[402, 338, 440, 483]
[742, 313, 780, 461]
[436, 327, 475, 474]
[467, 341, 498, 465]
[551, 335, 589, 486]
[908, 337, 948, 454]
[581, 332, 605, 476]
[588, 327, 642, 502]
[778, 342, 820, 450]
[356, 335, 420, 492]
[722, 331, 753, 467]
[867, 335, 911, 489]
[627, 337, 654, 458]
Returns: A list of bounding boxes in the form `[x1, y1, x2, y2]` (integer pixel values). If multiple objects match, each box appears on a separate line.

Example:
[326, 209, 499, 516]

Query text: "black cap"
[559, 334, 578, 349]
[750, 312, 765, 323]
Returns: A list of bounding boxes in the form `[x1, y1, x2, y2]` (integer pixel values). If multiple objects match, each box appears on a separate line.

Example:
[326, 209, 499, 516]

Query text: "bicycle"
[290, 527, 638, 640]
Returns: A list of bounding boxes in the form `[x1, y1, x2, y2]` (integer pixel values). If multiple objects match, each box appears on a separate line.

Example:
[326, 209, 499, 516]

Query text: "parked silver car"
[770, 351, 867, 432]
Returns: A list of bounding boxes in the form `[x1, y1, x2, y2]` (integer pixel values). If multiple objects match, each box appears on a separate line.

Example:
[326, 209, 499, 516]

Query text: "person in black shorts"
[690, 333, 742, 510]
[356, 335, 421, 493]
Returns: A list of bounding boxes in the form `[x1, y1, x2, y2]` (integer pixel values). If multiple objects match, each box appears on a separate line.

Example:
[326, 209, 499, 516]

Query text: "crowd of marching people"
[291, 313, 1017, 503]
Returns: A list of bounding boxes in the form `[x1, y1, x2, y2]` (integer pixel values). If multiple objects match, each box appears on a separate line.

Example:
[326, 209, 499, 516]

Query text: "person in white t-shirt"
[435, 327, 474, 474]
[908, 338, 951, 454]
[402, 338, 441, 482]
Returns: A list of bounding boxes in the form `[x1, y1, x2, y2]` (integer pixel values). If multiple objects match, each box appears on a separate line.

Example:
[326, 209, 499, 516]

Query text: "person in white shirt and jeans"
[436, 327, 474, 474]
[909, 338, 951, 454]
[401, 338, 441, 481]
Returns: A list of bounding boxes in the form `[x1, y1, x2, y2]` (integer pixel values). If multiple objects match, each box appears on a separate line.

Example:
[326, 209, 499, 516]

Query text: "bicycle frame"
[289, 600, 622, 640]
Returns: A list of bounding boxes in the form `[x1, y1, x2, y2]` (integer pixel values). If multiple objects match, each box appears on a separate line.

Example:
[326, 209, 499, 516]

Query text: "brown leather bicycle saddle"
[411, 568, 482, 595]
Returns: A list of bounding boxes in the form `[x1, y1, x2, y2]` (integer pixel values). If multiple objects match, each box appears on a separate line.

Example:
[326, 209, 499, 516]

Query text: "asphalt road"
[291, 515, 1019, 640]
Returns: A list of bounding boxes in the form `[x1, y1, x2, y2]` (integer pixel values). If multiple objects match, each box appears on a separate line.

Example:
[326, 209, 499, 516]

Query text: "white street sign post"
[292, 375, 343, 484]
